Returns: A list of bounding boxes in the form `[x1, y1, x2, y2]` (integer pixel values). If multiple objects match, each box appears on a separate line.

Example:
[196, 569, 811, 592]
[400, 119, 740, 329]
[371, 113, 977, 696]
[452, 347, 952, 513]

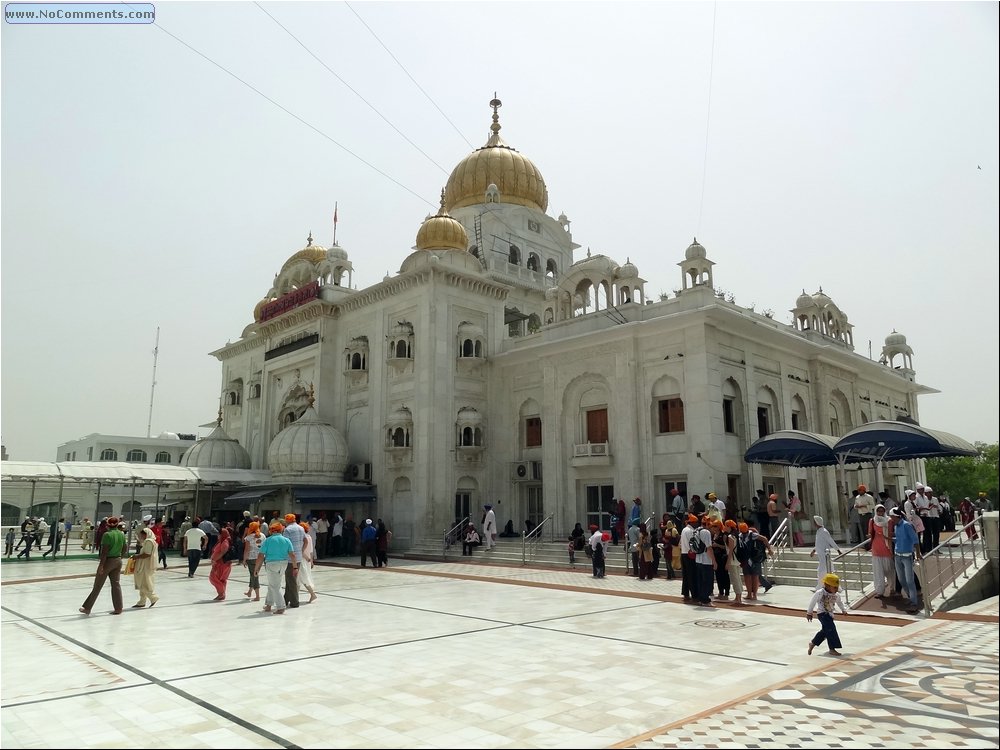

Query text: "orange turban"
[687, 514, 698, 524]
[269, 522, 285, 534]
[284, 514, 296, 523]
[737, 522, 749, 533]
[248, 521, 260, 533]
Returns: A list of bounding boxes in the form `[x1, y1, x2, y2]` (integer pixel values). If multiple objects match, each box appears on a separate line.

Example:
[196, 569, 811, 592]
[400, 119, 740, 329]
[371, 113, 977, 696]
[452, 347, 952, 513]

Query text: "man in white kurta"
[809, 515, 841, 588]
[482, 504, 497, 551]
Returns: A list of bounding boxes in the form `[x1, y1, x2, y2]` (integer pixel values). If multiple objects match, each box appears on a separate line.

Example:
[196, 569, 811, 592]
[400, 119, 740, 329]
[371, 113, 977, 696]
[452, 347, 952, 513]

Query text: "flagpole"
[333, 202, 338, 245]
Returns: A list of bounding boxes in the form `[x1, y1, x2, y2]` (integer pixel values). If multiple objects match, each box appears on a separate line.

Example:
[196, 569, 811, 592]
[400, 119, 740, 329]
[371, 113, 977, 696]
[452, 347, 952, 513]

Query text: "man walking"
[282, 514, 305, 608]
[890, 508, 922, 614]
[79, 515, 126, 615]
[183, 521, 207, 577]
[481, 504, 497, 551]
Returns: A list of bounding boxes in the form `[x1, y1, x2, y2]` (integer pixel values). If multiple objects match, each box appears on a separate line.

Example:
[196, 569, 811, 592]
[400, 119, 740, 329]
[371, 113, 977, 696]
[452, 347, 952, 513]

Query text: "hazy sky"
[2, 1, 997, 461]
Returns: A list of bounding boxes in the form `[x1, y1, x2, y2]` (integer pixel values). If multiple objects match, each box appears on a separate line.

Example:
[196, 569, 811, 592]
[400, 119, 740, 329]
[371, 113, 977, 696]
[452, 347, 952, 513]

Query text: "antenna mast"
[146, 327, 160, 438]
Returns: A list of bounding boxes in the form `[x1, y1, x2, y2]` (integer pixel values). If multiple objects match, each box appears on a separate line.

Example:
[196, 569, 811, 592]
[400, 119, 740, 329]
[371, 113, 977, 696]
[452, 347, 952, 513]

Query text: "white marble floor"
[1, 556, 996, 749]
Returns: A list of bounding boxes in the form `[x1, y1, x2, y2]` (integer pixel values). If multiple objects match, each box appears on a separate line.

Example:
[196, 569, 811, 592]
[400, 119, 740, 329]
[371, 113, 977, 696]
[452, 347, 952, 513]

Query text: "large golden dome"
[445, 97, 548, 213]
[416, 189, 469, 252]
[280, 233, 327, 272]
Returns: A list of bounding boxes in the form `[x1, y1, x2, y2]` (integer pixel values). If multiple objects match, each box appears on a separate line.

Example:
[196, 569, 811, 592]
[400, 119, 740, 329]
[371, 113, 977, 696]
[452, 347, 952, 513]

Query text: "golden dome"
[280, 233, 327, 272]
[253, 296, 275, 322]
[444, 97, 548, 213]
[416, 189, 469, 252]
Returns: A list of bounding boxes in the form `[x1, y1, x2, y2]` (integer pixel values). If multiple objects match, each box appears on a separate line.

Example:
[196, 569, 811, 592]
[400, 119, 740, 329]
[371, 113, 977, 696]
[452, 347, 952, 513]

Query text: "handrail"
[443, 516, 470, 559]
[763, 517, 789, 582]
[828, 515, 989, 612]
[825, 538, 871, 606]
[521, 514, 554, 565]
[918, 515, 989, 616]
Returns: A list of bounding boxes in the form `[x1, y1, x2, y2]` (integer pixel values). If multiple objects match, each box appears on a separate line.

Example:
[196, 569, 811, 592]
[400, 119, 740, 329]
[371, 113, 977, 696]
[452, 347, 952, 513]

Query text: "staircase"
[401, 535, 645, 572]
[765, 549, 824, 588]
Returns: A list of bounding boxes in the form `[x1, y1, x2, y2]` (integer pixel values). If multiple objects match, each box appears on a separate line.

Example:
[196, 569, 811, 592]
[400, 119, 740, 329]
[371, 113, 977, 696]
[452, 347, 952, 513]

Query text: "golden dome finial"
[489, 93, 502, 137]
[308, 383, 316, 408]
[216, 406, 223, 427]
[306, 231, 313, 247]
[438, 188, 447, 215]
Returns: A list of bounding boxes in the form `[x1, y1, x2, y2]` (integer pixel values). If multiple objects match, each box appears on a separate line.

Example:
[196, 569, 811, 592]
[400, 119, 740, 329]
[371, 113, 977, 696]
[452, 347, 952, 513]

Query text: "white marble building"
[211, 98, 932, 546]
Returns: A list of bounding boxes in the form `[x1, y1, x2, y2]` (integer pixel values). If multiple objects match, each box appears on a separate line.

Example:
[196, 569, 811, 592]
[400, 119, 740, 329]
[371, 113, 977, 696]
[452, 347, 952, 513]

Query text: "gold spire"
[306, 231, 313, 247]
[216, 407, 223, 427]
[488, 93, 502, 143]
[308, 383, 315, 408]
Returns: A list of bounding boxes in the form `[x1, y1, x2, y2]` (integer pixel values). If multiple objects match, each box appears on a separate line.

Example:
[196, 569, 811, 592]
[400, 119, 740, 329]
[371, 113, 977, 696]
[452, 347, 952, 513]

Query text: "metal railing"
[827, 515, 990, 612]
[762, 517, 790, 582]
[826, 538, 873, 606]
[521, 513, 554, 565]
[572, 442, 610, 458]
[443, 516, 470, 559]
[919, 516, 989, 616]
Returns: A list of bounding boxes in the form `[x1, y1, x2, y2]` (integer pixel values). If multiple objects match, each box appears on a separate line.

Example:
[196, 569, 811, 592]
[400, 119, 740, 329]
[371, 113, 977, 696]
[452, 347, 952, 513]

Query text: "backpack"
[223, 535, 242, 562]
[689, 528, 707, 555]
[735, 533, 752, 564]
[751, 536, 767, 564]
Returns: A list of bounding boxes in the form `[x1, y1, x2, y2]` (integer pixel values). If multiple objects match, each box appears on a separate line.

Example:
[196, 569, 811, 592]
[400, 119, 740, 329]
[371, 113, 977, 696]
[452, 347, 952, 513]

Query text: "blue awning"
[744, 430, 844, 467]
[292, 486, 377, 503]
[833, 421, 978, 461]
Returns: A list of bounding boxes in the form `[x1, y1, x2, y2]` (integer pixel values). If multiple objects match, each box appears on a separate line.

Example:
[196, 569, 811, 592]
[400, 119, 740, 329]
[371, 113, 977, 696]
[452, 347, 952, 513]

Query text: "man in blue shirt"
[255, 523, 296, 615]
[890, 508, 922, 614]
[360, 519, 378, 567]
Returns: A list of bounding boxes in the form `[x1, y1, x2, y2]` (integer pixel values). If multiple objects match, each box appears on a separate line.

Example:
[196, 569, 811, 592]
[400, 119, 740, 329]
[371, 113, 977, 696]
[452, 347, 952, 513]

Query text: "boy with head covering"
[806, 573, 847, 656]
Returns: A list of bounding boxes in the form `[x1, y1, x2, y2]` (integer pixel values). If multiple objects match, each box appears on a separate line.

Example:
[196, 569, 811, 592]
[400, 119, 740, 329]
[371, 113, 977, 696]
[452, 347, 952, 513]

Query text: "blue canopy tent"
[743, 430, 843, 467]
[832, 421, 978, 462]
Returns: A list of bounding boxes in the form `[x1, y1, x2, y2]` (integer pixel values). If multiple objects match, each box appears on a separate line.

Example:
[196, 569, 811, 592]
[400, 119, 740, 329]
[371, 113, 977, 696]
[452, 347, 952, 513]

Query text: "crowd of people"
[74, 509, 393, 616]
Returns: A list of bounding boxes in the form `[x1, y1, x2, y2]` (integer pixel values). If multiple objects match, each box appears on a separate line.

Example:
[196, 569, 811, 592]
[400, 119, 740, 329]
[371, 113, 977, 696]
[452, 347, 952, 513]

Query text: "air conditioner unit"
[511, 462, 530, 481]
[531, 461, 542, 481]
[347, 463, 372, 481]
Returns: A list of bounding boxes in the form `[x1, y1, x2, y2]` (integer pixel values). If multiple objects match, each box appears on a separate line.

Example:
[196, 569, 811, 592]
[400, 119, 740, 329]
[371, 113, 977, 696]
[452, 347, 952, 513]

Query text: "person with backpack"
[692, 515, 716, 606]
[736, 522, 772, 601]
[209, 528, 236, 601]
[723, 520, 745, 606]
[679, 514, 700, 602]
[711, 522, 730, 601]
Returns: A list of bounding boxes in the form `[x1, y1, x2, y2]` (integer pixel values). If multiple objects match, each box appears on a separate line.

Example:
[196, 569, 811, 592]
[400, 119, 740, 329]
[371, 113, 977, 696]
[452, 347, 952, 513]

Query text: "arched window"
[395, 340, 410, 358]
[99, 448, 117, 461]
[391, 427, 410, 447]
[527, 253, 540, 272]
[251, 383, 261, 399]
[228, 391, 239, 406]
[462, 339, 475, 357]
[154, 451, 171, 464]
[461, 426, 474, 446]
[351, 352, 364, 370]
[474, 340, 483, 357]
[125, 449, 147, 463]
[545, 259, 557, 278]
[474, 427, 483, 446]
[508, 244, 521, 265]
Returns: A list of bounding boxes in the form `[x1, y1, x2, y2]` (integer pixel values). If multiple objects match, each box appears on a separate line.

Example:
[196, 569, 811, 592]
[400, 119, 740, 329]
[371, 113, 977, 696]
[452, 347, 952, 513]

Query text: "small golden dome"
[416, 189, 469, 252]
[253, 296, 275, 322]
[280, 233, 327, 272]
[444, 97, 548, 213]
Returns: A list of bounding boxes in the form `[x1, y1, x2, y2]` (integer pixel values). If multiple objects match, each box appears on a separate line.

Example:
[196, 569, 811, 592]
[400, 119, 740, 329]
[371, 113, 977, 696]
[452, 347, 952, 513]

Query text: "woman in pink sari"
[209, 528, 234, 600]
[958, 497, 979, 540]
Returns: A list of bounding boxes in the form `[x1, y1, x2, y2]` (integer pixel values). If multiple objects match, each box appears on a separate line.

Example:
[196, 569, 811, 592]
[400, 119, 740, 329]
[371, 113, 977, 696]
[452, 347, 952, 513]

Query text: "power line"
[697, 2, 718, 236]
[142, 12, 435, 208]
[254, 1, 450, 176]
[344, 1, 476, 151]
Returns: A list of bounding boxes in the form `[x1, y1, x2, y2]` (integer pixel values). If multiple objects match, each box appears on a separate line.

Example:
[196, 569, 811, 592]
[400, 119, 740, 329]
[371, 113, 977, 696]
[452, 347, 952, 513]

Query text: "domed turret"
[181, 413, 251, 470]
[796, 289, 814, 308]
[415, 189, 469, 252]
[327, 243, 349, 261]
[444, 96, 548, 213]
[619, 257, 638, 280]
[267, 393, 348, 481]
[885, 329, 907, 347]
[280, 233, 327, 272]
[685, 238, 707, 260]
[253, 295, 276, 322]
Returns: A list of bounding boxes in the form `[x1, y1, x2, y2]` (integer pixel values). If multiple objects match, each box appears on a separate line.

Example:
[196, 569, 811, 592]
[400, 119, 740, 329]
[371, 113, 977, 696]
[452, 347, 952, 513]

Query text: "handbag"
[122, 556, 136, 575]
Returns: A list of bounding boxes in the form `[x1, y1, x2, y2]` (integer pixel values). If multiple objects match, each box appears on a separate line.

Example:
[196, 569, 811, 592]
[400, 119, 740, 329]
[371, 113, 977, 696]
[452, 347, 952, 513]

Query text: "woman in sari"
[958, 497, 979, 540]
[131, 528, 159, 608]
[209, 528, 233, 601]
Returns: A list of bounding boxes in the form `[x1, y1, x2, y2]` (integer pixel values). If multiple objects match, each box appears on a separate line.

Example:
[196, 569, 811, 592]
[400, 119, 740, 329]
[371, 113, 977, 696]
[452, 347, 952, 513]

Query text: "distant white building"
[209, 98, 934, 547]
[1, 432, 197, 525]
